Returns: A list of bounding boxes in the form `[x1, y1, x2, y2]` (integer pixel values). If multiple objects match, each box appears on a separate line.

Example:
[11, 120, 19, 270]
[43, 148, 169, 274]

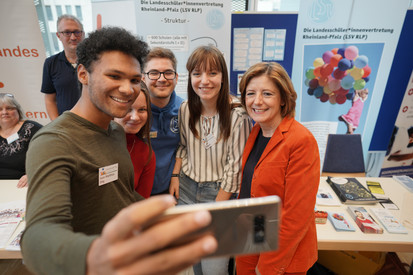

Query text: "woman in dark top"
[236, 62, 320, 275]
[0, 93, 42, 187]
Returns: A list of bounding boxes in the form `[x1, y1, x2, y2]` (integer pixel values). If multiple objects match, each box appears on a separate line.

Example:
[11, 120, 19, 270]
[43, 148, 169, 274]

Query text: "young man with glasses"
[41, 14, 84, 121]
[142, 47, 184, 196]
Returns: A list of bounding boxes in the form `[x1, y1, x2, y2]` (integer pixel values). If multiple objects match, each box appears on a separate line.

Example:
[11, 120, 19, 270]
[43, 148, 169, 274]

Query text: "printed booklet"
[316, 187, 341, 206]
[366, 181, 389, 200]
[347, 206, 383, 234]
[327, 177, 377, 204]
[370, 208, 408, 234]
[327, 212, 355, 231]
[392, 175, 413, 193]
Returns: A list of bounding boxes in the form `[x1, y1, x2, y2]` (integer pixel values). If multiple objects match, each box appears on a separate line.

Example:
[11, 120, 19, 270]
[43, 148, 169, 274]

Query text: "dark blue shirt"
[41, 51, 80, 115]
[150, 91, 183, 195]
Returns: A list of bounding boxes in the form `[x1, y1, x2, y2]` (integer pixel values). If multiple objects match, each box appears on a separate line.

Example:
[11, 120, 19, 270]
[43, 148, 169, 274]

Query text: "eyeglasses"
[59, 31, 83, 37]
[0, 93, 14, 98]
[145, 70, 176, 80]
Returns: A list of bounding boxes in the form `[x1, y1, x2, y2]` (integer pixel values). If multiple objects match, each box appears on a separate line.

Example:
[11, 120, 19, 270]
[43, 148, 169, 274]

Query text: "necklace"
[0, 121, 23, 138]
[128, 139, 136, 153]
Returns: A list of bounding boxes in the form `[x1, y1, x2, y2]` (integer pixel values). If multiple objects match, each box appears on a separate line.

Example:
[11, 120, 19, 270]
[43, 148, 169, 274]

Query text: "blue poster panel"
[230, 13, 297, 95]
[291, 0, 409, 165]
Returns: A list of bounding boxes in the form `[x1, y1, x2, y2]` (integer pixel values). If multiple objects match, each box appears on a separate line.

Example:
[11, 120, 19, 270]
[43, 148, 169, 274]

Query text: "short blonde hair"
[0, 93, 25, 121]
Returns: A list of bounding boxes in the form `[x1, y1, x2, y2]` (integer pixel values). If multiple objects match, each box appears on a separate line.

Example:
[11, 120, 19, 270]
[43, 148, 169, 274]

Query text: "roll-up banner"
[291, 0, 409, 166]
[0, 0, 47, 125]
[92, 0, 231, 99]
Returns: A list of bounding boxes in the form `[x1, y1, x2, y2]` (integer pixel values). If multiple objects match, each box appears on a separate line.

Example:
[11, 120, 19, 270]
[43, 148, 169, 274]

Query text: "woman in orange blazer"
[236, 62, 320, 275]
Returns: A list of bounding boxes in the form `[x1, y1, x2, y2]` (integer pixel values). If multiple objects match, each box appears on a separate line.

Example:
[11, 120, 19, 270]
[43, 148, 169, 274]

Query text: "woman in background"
[0, 93, 42, 187]
[114, 83, 155, 198]
[236, 62, 320, 275]
[170, 45, 252, 275]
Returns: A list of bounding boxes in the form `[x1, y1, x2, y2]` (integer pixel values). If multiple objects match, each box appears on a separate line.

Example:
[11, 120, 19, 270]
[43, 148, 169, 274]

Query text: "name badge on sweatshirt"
[7, 133, 19, 144]
[149, 131, 158, 139]
[98, 163, 118, 186]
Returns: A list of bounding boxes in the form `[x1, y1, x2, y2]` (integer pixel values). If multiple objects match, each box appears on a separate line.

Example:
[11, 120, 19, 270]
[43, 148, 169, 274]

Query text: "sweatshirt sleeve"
[22, 132, 97, 275]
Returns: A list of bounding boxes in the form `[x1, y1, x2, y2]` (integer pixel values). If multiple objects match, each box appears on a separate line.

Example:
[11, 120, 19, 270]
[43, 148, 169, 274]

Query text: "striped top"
[176, 100, 252, 193]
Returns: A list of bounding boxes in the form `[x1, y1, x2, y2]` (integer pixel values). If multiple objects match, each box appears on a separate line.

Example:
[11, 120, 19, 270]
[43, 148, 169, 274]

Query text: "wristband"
[171, 174, 179, 177]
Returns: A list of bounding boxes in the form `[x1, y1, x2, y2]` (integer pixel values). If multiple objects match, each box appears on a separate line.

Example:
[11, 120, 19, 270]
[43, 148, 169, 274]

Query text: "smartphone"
[149, 196, 281, 258]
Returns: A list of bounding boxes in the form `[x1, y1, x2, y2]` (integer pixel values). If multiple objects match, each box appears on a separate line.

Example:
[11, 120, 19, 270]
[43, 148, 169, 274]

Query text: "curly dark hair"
[77, 27, 149, 72]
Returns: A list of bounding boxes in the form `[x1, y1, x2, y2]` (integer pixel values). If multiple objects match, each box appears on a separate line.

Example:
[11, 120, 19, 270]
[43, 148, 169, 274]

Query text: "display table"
[1, 177, 412, 259]
[316, 177, 413, 252]
[0, 180, 26, 259]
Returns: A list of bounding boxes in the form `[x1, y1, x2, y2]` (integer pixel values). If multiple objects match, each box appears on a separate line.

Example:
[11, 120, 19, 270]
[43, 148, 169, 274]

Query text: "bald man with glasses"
[41, 14, 85, 121]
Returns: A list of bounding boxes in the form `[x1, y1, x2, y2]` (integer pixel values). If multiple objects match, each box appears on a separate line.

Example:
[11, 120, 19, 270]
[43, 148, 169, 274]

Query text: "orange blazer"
[237, 116, 320, 274]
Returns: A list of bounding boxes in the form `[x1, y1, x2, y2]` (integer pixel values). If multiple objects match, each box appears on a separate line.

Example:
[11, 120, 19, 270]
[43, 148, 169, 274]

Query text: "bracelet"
[171, 174, 179, 177]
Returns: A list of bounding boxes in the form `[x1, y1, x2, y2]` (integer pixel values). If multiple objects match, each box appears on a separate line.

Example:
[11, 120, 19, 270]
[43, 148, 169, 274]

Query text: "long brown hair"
[136, 82, 154, 164]
[186, 46, 238, 141]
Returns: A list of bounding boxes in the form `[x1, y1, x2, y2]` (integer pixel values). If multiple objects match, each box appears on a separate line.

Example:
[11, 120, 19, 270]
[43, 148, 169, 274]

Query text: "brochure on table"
[316, 177, 412, 234]
[0, 200, 25, 251]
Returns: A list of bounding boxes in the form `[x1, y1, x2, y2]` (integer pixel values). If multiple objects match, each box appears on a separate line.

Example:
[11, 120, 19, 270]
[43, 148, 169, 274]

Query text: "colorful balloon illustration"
[305, 45, 371, 104]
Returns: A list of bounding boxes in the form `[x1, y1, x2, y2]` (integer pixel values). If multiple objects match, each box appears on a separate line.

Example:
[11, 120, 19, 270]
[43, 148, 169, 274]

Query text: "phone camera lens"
[254, 215, 265, 243]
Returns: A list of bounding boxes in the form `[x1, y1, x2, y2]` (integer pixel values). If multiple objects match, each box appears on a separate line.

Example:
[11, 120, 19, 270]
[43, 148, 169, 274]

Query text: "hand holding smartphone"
[146, 196, 281, 258]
